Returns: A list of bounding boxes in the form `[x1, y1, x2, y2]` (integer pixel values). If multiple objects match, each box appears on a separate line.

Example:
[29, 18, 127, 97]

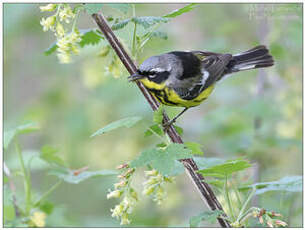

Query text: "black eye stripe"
[149, 71, 170, 83]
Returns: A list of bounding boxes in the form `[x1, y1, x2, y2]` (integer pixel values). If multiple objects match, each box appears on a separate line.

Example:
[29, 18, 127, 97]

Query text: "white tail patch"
[236, 65, 256, 70]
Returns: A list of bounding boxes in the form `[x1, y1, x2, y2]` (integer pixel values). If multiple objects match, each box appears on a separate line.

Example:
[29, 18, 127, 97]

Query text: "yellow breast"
[139, 78, 215, 108]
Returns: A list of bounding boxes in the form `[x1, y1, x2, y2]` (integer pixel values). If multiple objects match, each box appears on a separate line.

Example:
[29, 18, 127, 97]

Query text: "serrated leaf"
[243, 176, 302, 195]
[44, 43, 57, 56]
[4, 122, 40, 150]
[106, 3, 131, 14]
[153, 106, 164, 125]
[130, 143, 192, 176]
[189, 210, 224, 227]
[144, 124, 164, 137]
[193, 157, 226, 170]
[150, 31, 168, 40]
[91, 116, 142, 137]
[84, 3, 104, 14]
[132, 16, 169, 29]
[164, 3, 197, 18]
[111, 19, 131, 31]
[79, 29, 103, 47]
[185, 142, 203, 155]
[48, 168, 117, 184]
[40, 145, 66, 167]
[198, 159, 251, 178]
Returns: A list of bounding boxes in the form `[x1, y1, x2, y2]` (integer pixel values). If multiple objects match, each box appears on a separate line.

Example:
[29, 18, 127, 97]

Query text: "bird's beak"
[128, 72, 144, 82]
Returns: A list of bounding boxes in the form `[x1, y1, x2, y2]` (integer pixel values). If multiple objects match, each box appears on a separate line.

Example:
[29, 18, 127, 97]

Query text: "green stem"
[233, 182, 243, 210]
[34, 180, 63, 206]
[224, 175, 235, 220]
[237, 188, 256, 222]
[238, 207, 260, 224]
[131, 4, 137, 59]
[72, 8, 81, 31]
[139, 24, 160, 50]
[16, 138, 31, 215]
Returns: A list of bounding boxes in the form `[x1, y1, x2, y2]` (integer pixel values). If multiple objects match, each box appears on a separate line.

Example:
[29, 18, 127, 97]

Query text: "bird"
[128, 45, 274, 126]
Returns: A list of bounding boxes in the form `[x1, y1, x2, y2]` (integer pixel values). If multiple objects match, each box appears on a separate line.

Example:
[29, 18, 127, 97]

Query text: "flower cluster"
[107, 164, 138, 225]
[143, 169, 174, 205]
[40, 4, 80, 63]
[29, 211, 46, 227]
[252, 208, 288, 228]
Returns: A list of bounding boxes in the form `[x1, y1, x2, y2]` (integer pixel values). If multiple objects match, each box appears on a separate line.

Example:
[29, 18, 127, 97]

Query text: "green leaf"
[4, 130, 15, 150]
[40, 145, 66, 167]
[111, 19, 131, 31]
[144, 124, 164, 137]
[193, 157, 225, 170]
[150, 31, 168, 40]
[189, 210, 224, 227]
[173, 125, 183, 135]
[132, 16, 169, 29]
[84, 3, 104, 14]
[185, 142, 203, 155]
[4, 122, 40, 150]
[106, 4, 131, 14]
[4, 175, 9, 184]
[244, 176, 302, 195]
[16, 122, 40, 134]
[91, 116, 142, 137]
[156, 142, 167, 148]
[48, 168, 117, 184]
[164, 3, 197, 18]
[44, 43, 57, 56]
[79, 29, 103, 47]
[130, 143, 192, 176]
[4, 205, 15, 222]
[198, 159, 251, 178]
[39, 201, 54, 215]
[153, 106, 164, 125]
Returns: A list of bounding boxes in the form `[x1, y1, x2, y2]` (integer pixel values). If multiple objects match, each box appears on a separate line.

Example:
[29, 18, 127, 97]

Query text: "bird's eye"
[148, 71, 157, 78]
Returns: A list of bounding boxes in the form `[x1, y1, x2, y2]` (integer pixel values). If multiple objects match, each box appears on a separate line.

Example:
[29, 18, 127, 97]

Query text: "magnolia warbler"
[128, 45, 274, 125]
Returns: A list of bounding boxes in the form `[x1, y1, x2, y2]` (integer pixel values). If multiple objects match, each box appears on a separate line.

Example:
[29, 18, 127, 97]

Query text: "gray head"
[129, 54, 180, 84]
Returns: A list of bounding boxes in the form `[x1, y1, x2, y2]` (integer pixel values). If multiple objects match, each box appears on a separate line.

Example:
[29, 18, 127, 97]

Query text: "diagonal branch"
[92, 13, 231, 228]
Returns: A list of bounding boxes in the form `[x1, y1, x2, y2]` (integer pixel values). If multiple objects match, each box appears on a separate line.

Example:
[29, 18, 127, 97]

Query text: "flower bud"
[107, 190, 122, 199]
[275, 220, 287, 227]
[40, 4, 57, 12]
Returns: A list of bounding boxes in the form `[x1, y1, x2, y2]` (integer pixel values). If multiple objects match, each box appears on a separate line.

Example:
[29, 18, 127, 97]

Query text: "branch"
[92, 13, 231, 228]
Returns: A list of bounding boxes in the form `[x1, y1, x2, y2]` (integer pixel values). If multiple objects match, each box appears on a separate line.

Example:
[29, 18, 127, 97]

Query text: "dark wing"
[174, 52, 233, 100]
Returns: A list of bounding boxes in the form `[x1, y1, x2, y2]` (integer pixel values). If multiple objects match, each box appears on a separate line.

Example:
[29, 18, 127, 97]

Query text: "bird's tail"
[226, 45, 274, 74]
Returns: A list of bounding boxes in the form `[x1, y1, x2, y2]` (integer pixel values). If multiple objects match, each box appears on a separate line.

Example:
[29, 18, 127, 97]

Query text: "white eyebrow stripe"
[151, 68, 165, 72]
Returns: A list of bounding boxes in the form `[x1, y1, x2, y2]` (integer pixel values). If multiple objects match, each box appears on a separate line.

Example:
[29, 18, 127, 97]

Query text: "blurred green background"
[4, 3, 302, 227]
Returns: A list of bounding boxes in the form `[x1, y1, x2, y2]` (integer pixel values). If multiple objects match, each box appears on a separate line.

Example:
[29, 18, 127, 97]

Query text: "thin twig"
[91, 13, 231, 228]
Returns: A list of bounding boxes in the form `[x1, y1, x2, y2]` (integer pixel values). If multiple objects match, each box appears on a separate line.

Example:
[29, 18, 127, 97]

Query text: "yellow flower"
[120, 213, 131, 225]
[56, 22, 65, 38]
[59, 5, 75, 23]
[40, 4, 57, 12]
[111, 204, 124, 219]
[107, 190, 122, 199]
[40, 16, 56, 32]
[30, 211, 46, 227]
